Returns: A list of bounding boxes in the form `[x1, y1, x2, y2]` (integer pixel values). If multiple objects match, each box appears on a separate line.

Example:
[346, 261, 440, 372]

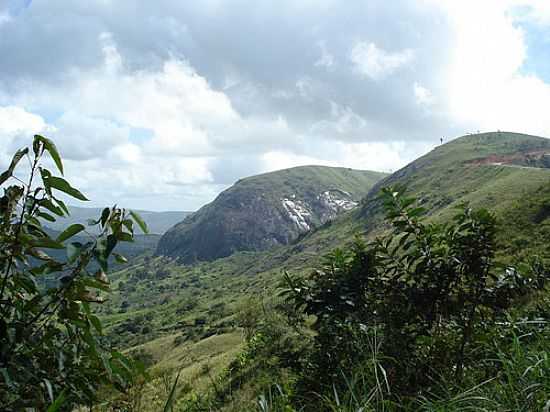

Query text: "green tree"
[0, 136, 148, 410]
[283, 187, 549, 396]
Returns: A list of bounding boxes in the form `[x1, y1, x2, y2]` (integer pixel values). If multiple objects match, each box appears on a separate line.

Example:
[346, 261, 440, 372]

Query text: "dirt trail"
[488, 163, 550, 170]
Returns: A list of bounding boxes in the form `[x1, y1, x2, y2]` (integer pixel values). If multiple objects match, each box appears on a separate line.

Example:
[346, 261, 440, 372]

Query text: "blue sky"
[1, 0, 550, 211]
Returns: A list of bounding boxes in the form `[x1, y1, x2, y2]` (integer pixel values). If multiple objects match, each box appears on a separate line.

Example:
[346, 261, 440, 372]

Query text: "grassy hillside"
[359, 132, 550, 255]
[157, 165, 387, 262]
[98, 132, 550, 409]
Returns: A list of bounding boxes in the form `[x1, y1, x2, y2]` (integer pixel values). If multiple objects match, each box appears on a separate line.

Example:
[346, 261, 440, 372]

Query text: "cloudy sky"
[1, 0, 550, 211]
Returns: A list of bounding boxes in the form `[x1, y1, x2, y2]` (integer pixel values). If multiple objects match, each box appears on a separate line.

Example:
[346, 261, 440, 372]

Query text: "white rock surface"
[281, 198, 312, 231]
[318, 190, 358, 212]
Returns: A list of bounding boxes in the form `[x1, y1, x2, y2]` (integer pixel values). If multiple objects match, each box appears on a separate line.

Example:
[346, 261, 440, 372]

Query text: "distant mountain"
[43, 206, 192, 235]
[156, 165, 387, 262]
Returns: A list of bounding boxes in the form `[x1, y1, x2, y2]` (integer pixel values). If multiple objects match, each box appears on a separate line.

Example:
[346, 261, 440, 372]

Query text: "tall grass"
[253, 327, 550, 412]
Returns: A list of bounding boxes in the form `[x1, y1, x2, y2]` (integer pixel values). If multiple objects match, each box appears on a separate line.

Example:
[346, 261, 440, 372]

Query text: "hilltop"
[156, 165, 387, 263]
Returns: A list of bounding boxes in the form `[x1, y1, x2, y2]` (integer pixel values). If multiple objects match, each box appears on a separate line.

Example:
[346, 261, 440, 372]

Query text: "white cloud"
[350, 41, 414, 80]
[0, 105, 46, 135]
[0, 106, 48, 165]
[314, 41, 335, 69]
[51, 111, 130, 160]
[0, 33, 300, 209]
[438, 0, 550, 135]
[262, 151, 336, 172]
[99, 32, 123, 74]
[510, 0, 550, 26]
[262, 140, 432, 175]
[310, 103, 368, 140]
[414, 82, 435, 106]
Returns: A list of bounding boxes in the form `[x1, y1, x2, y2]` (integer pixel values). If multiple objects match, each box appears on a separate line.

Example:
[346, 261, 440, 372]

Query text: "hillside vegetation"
[5, 133, 549, 411]
[157, 165, 386, 263]
[94, 132, 550, 410]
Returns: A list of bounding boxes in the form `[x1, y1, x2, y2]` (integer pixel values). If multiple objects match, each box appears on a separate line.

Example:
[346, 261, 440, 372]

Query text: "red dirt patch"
[466, 150, 550, 166]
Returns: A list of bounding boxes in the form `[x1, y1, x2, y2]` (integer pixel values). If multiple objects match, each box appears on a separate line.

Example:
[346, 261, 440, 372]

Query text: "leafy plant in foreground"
[283, 187, 549, 399]
[0, 135, 148, 410]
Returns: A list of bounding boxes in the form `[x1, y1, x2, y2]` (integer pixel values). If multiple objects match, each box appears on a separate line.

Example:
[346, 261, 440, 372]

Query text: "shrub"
[283, 187, 549, 397]
[0, 136, 148, 409]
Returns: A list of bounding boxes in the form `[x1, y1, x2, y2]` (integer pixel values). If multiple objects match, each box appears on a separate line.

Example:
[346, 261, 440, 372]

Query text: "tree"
[0, 135, 148, 410]
[283, 187, 549, 395]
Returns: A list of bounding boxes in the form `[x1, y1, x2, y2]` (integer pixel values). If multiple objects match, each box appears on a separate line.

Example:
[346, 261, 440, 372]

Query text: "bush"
[0, 136, 148, 409]
[283, 187, 550, 399]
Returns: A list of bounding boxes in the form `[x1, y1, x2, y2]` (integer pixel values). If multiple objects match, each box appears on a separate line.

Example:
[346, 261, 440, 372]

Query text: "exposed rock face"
[156, 166, 386, 263]
[281, 189, 358, 233]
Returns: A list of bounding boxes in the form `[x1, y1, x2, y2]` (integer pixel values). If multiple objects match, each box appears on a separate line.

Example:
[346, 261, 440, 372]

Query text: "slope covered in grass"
[99, 132, 550, 407]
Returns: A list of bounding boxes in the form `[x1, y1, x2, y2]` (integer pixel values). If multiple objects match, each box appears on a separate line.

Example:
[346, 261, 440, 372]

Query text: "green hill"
[359, 132, 550, 256]
[98, 132, 550, 406]
[156, 165, 387, 263]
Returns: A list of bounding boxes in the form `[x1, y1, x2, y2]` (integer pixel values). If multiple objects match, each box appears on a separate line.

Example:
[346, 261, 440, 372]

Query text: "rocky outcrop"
[156, 166, 386, 263]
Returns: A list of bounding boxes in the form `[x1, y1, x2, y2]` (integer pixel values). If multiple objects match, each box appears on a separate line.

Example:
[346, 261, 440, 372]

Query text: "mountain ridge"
[42, 205, 192, 235]
[156, 165, 387, 263]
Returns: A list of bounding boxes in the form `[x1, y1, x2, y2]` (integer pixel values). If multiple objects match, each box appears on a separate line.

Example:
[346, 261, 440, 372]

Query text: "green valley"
[94, 131, 550, 410]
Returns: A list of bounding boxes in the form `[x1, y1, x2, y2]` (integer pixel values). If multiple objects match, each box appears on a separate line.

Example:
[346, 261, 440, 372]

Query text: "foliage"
[0, 136, 147, 410]
[283, 187, 550, 399]
[107, 133, 550, 361]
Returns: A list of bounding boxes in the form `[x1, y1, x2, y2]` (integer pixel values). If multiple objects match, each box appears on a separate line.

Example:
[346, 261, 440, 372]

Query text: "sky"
[1, 0, 550, 211]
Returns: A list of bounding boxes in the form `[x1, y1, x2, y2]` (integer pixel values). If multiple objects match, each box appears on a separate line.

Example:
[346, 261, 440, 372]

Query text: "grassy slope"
[157, 165, 387, 261]
[99, 132, 550, 405]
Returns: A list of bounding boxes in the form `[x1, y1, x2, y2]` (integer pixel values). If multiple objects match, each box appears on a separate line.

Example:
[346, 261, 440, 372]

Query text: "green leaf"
[163, 371, 181, 412]
[47, 176, 88, 201]
[82, 276, 110, 292]
[0, 368, 12, 388]
[30, 237, 65, 249]
[122, 218, 134, 233]
[28, 248, 53, 261]
[40, 168, 53, 197]
[45, 394, 66, 412]
[130, 210, 148, 234]
[35, 135, 64, 175]
[0, 147, 29, 185]
[46, 389, 66, 412]
[40, 199, 64, 217]
[44, 378, 54, 403]
[104, 234, 117, 258]
[54, 197, 70, 216]
[56, 224, 85, 243]
[100, 207, 111, 227]
[113, 253, 128, 264]
[89, 314, 103, 335]
[37, 211, 56, 223]
[117, 232, 134, 242]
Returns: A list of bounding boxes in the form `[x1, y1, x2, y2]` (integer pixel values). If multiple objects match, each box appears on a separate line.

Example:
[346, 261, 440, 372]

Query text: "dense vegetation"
[98, 133, 550, 356]
[0, 136, 148, 410]
[161, 188, 549, 411]
[2, 133, 550, 411]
